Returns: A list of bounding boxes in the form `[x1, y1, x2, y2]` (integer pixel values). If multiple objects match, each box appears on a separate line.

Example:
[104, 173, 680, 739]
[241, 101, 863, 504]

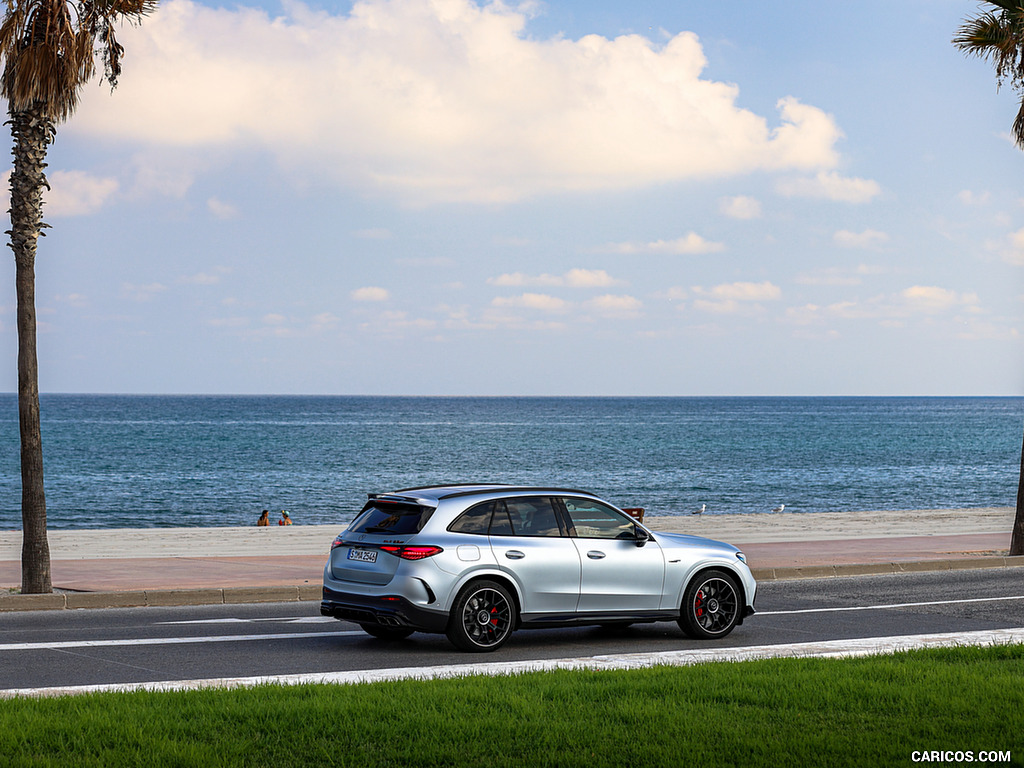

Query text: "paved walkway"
[1, 508, 1020, 610]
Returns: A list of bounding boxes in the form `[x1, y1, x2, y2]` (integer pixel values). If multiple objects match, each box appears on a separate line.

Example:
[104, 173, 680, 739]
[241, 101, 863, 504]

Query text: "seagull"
[771, 504, 785, 513]
[692, 504, 706, 515]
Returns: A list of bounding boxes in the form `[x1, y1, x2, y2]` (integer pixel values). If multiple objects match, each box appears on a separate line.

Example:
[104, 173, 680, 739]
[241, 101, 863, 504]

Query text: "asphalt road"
[3, 568, 1024, 692]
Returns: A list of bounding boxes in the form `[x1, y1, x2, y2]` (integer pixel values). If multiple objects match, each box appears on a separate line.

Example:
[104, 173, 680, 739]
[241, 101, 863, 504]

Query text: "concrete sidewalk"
[1, 508, 1021, 611]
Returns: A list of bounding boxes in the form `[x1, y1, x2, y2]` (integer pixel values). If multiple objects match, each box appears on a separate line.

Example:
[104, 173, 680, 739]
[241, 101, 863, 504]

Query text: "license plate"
[347, 548, 377, 564]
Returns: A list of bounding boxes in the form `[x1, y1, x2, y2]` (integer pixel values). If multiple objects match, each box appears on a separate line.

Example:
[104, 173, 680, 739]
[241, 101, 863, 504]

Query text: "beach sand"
[0, 507, 1013, 561]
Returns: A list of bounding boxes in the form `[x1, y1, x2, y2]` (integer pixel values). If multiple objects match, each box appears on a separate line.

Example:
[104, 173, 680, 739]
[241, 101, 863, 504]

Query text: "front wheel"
[678, 569, 741, 639]
[446, 580, 516, 652]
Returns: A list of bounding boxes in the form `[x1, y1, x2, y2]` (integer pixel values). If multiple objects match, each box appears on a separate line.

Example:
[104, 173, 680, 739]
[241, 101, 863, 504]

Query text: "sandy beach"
[0, 507, 1014, 561]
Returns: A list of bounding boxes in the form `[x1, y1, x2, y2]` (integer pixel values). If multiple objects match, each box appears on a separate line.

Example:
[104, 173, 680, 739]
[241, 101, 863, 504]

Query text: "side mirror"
[634, 526, 650, 547]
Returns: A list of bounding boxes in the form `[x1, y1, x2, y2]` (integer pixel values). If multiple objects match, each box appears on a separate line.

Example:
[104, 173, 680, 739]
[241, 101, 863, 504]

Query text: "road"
[2, 568, 1023, 692]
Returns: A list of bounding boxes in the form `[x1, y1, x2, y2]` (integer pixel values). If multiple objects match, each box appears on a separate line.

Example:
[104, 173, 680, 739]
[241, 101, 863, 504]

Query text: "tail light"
[331, 535, 345, 550]
[379, 545, 444, 560]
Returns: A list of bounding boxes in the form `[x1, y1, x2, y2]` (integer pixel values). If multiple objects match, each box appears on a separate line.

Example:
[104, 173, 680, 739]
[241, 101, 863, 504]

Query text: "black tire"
[678, 569, 741, 640]
[359, 623, 414, 641]
[446, 580, 516, 652]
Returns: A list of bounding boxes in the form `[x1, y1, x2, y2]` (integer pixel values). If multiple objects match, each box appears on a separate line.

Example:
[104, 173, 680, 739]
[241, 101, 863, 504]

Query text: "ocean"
[0, 395, 1020, 530]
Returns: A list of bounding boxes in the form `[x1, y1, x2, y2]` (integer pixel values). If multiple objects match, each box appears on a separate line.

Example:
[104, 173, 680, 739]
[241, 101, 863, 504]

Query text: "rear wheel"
[359, 623, 414, 641]
[446, 580, 515, 652]
[678, 569, 741, 639]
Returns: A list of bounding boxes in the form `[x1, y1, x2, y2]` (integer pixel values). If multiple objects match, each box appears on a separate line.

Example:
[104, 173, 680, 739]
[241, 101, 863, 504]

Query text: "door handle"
[587, 551, 606, 560]
[504, 550, 525, 560]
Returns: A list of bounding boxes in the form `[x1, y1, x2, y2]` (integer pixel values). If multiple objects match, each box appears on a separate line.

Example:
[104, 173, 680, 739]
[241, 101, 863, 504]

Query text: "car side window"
[503, 497, 563, 537]
[448, 501, 494, 535]
[489, 502, 514, 535]
[561, 498, 636, 539]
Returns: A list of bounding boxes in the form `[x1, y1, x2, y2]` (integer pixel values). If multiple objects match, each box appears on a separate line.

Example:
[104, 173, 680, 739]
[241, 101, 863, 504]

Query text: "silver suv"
[321, 484, 756, 652]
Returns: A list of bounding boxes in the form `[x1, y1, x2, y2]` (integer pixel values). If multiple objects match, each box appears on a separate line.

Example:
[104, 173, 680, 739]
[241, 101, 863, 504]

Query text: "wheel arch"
[446, 569, 524, 622]
[679, 563, 749, 622]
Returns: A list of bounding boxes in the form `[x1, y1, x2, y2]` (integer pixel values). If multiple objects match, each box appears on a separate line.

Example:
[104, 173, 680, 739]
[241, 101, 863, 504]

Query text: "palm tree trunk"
[8, 103, 54, 594]
[1011, 429, 1024, 556]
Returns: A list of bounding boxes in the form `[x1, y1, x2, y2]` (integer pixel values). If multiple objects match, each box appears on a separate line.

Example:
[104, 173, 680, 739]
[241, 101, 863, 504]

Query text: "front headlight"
[735, 551, 746, 563]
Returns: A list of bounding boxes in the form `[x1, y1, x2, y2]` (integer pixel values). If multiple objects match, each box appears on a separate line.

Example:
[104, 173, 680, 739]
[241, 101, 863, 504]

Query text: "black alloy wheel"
[446, 580, 515, 652]
[678, 569, 741, 639]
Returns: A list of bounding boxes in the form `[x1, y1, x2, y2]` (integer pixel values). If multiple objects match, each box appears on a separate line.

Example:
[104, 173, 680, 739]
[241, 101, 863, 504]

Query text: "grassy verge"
[2, 644, 1023, 767]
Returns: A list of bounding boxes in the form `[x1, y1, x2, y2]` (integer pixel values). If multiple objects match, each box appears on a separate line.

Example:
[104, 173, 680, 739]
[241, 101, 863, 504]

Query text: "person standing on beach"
[279, 511, 292, 526]
[257, 510, 270, 526]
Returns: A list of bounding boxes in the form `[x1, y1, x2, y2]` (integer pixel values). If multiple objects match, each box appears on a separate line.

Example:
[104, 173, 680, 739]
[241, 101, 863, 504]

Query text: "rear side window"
[504, 497, 563, 537]
[449, 502, 494, 534]
[448, 497, 563, 537]
[349, 502, 434, 535]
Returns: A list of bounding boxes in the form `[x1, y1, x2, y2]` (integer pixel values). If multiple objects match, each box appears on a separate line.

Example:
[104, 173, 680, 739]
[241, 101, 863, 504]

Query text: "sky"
[1, 0, 1023, 396]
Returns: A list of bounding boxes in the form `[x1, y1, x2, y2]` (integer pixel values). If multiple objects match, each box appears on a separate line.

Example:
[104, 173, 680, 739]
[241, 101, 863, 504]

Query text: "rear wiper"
[363, 526, 395, 533]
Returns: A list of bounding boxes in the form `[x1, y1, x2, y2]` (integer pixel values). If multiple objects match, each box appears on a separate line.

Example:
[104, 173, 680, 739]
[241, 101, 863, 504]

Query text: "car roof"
[371, 483, 600, 505]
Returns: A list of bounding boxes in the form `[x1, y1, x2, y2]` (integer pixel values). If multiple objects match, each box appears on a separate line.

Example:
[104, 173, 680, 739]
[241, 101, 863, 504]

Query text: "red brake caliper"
[490, 607, 498, 626]
[695, 589, 704, 617]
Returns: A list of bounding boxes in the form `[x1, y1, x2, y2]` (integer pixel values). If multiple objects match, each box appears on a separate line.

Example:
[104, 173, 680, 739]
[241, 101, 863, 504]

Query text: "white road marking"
[4, 627, 1024, 698]
[759, 594, 1024, 616]
[156, 617, 335, 625]
[0, 631, 364, 652]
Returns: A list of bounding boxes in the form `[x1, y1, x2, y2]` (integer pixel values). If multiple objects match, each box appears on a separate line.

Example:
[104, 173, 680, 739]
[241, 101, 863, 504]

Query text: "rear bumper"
[320, 586, 449, 633]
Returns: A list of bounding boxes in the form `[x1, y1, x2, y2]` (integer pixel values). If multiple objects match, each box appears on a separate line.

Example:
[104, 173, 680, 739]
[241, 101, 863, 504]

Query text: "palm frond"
[955, 8, 1024, 89]
[1012, 97, 1024, 148]
[0, 0, 158, 122]
[981, 0, 1024, 14]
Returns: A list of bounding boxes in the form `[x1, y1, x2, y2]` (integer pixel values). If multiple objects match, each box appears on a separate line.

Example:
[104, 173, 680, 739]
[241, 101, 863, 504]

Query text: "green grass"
[2, 644, 1023, 767]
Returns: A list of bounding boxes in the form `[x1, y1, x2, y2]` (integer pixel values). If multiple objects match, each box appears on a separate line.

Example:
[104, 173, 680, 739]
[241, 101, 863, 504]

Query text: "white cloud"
[833, 229, 889, 249]
[719, 195, 762, 219]
[129, 153, 198, 198]
[586, 294, 642, 316]
[488, 268, 620, 288]
[785, 286, 981, 325]
[180, 267, 231, 285]
[491, 293, 569, 312]
[694, 281, 782, 302]
[777, 171, 881, 203]
[958, 189, 991, 206]
[9, 170, 118, 217]
[310, 312, 342, 332]
[795, 264, 887, 286]
[351, 286, 391, 302]
[2, 168, 119, 217]
[55, 293, 89, 308]
[70, 0, 844, 204]
[122, 282, 168, 302]
[998, 228, 1024, 265]
[691, 281, 781, 315]
[601, 233, 725, 255]
[900, 285, 979, 314]
[659, 286, 689, 301]
[955, 319, 1019, 341]
[207, 197, 240, 219]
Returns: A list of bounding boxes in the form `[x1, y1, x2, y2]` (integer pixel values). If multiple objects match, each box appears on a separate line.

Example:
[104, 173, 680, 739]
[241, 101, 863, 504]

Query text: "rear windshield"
[349, 502, 434, 535]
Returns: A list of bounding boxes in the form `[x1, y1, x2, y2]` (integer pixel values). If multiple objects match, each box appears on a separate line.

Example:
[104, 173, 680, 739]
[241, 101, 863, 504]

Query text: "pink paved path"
[0, 533, 1010, 593]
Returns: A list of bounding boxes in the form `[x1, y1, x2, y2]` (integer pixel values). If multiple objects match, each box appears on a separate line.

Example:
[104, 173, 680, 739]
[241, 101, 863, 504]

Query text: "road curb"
[3, 557, 1023, 612]
[6, 627, 1024, 698]
[0, 584, 322, 612]
[750, 555, 1024, 582]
